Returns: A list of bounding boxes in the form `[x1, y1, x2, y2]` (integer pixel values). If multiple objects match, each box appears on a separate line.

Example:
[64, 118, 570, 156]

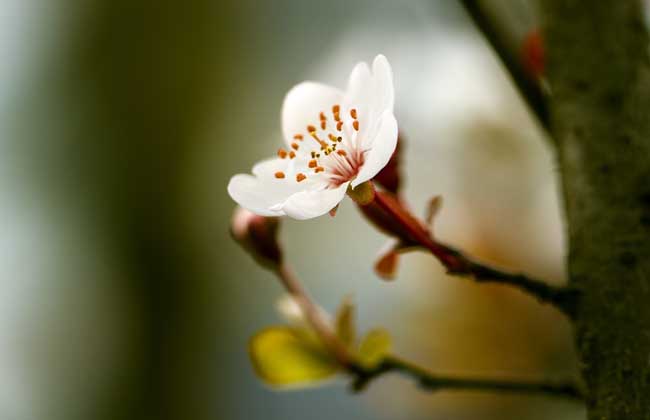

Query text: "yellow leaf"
[335, 297, 355, 346]
[357, 329, 391, 368]
[249, 326, 339, 388]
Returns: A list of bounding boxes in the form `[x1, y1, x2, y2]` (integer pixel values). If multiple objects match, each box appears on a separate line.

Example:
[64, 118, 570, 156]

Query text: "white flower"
[227, 55, 398, 220]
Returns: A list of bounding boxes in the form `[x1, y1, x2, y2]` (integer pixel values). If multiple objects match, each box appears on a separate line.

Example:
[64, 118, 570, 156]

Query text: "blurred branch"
[273, 262, 584, 401]
[460, 0, 549, 128]
[352, 355, 585, 401]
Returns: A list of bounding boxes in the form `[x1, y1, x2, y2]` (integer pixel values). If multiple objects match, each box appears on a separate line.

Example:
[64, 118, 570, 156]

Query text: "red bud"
[522, 29, 545, 80]
[231, 207, 282, 270]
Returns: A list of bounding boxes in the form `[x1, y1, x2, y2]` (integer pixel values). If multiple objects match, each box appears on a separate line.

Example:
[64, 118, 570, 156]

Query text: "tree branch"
[365, 189, 578, 319]
[460, 0, 549, 128]
[352, 356, 585, 401]
[272, 261, 583, 401]
[542, 1, 650, 417]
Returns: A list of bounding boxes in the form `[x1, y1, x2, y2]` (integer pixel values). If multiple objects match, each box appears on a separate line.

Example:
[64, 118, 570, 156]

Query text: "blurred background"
[0, 1, 585, 419]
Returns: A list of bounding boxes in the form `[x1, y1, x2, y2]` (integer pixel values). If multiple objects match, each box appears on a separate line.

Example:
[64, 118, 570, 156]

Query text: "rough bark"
[542, 1, 650, 418]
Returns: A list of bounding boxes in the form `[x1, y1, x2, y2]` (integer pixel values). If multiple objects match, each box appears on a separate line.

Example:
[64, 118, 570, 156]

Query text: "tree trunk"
[542, 1, 650, 418]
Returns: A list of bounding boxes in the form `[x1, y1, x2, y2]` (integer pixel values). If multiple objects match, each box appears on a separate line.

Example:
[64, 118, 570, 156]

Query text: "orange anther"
[319, 112, 326, 121]
[336, 149, 347, 156]
[308, 159, 317, 168]
[320, 121, 326, 130]
[293, 134, 304, 140]
[274, 171, 285, 179]
[291, 142, 299, 150]
[296, 173, 306, 182]
[336, 121, 343, 131]
[350, 108, 357, 119]
[315, 167, 325, 173]
[277, 148, 288, 158]
[307, 125, 317, 133]
[353, 120, 359, 131]
[289, 151, 296, 159]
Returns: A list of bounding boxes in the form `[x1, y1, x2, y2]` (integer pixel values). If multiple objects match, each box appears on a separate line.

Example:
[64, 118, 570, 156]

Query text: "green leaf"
[335, 297, 356, 346]
[357, 329, 391, 368]
[249, 326, 339, 388]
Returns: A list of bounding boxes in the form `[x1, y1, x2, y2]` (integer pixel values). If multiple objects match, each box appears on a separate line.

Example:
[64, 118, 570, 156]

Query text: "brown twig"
[353, 356, 585, 401]
[271, 263, 584, 401]
[360, 188, 578, 319]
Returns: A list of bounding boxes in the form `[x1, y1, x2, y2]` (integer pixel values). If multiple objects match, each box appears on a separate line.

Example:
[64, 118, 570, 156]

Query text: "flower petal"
[282, 82, 344, 146]
[228, 174, 287, 216]
[344, 55, 395, 148]
[281, 181, 350, 220]
[371, 54, 394, 114]
[351, 112, 398, 188]
[346, 61, 372, 109]
[252, 157, 290, 177]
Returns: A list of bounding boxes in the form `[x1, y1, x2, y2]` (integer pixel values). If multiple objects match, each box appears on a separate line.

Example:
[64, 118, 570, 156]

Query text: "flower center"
[275, 104, 364, 186]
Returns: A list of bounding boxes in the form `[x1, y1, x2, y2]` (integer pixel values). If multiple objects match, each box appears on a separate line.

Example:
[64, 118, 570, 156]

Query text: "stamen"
[332, 105, 341, 121]
[293, 134, 304, 141]
[308, 159, 317, 168]
[350, 108, 357, 119]
[289, 151, 296, 159]
[291, 142, 300, 150]
[337, 149, 347, 156]
[296, 173, 306, 182]
[353, 120, 359, 131]
[315, 167, 325, 173]
[328, 134, 338, 142]
[311, 151, 316, 158]
[320, 120, 326, 130]
[336, 121, 343, 131]
[307, 124, 328, 148]
[275, 171, 285, 179]
[319, 112, 326, 121]
[277, 148, 288, 159]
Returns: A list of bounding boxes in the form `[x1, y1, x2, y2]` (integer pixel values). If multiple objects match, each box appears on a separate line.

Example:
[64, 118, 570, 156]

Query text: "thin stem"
[271, 262, 584, 402]
[354, 356, 585, 401]
[275, 263, 354, 367]
[369, 190, 578, 319]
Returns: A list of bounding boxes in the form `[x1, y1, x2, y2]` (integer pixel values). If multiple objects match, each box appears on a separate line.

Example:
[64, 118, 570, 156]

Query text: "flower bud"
[231, 206, 283, 270]
[522, 29, 544, 81]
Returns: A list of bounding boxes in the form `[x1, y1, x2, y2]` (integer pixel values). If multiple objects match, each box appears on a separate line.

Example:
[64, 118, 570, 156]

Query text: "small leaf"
[357, 329, 392, 368]
[335, 297, 356, 346]
[249, 326, 339, 388]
